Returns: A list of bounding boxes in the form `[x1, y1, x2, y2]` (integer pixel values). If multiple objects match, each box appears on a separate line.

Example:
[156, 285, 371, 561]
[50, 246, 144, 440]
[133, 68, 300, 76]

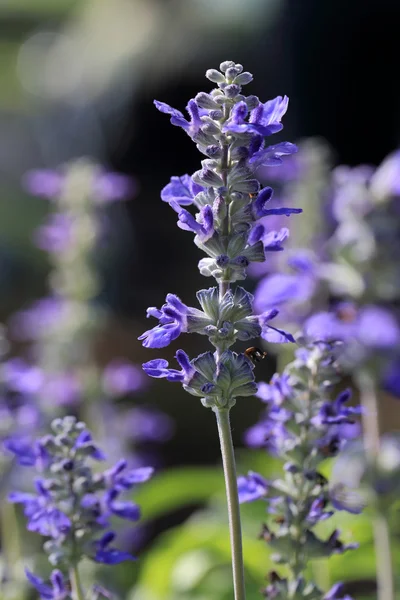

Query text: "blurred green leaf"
[134, 467, 225, 522]
[0, 0, 78, 16]
[131, 511, 272, 600]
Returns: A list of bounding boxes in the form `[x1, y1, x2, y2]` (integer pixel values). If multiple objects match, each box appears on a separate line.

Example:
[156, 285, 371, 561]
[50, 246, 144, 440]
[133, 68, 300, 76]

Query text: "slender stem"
[219, 280, 230, 299]
[357, 370, 395, 600]
[373, 512, 395, 600]
[358, 370, 380, 456]
[70, 564, 85, 600]
[215, 408, 246, 600]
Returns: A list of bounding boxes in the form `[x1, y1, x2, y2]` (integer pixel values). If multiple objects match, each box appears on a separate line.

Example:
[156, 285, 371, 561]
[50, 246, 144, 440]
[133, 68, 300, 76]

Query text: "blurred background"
[1, 0, 400, 598]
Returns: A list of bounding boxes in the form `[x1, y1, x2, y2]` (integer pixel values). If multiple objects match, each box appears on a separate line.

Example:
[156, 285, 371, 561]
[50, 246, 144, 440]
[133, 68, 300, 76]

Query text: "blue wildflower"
[10, 416, 152, 585]
[25, 569, 69, 600]
[92, 531, 135, 564]
[142, 350, 195, 383]
[154, 99, 202, 139]
[161, 174, 204, 208]
[138, 294, 190, 348]
[237, 471, 268, 503]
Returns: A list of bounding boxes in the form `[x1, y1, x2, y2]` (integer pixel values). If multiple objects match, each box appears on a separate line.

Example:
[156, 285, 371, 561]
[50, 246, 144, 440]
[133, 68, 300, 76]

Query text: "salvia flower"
[143, 60, 300, 600]
[9, 416, 152, 596]
[240, 341, 361, 598]
[25, 568, 69, 600]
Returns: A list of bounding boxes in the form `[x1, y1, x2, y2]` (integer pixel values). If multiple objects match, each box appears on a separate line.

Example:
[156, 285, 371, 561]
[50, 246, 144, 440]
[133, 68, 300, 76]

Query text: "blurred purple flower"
[102, 360, 145, 396]
[238, 471, 269, 503]
[24, 168, 134, 203]
[10, 297, 64, 341]
[23, 170, 63, 199]
[33, 214, 74, 253]
[138, 294, 191, 349]
[42, 373, 82, 406]
[25, 568, 69, 600]
[95, 173, 135, 202]
[304, 304, 400, 349]
[117, 407, 174, 443]
[161, 174, 204, 208]
[383, 358, 400, 398]
[3, 358, 43, 394]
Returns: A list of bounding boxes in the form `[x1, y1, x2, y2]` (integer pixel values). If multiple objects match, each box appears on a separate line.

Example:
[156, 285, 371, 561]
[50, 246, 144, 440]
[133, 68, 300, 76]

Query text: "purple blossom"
[383, 358, 400, 398]
[3, 358, 43, 394]
[306, 498, 333, 525]
[263, 227, 290, 252]
[371, 150, 400, 198]
[258, 309, 295, 343]
[154, 99, 202, 138]
[10, 297, 64, 341]
[223, 95, 289, 137]
[312, 389, 362, 427]
[117, 407, 174, 443]
[324, 582, 353, 600]
[4, 436, 39, 466]
[138, 294, 190, 348]
[103, 460, 153, 491]
[256, 373, 292, 404]
[254, 272, 315, 316]
[10, 480, 71, 538]
[94, 172, 134, 202]
[33, 214, 74, 253]
[24, 168, 133, 203]
[238, 471, 269, 503]
[142, 350, 195, 383]
[249, 141, 298, 167]
[9, 417, 152, 570]
[252, 186, 302, 218]
[42, 373, 82, 406]
[92, 531, 135, 564]
[304, 304, 400, 349]
[161, 174, 204, 207]
[25, 569, 69, 600]
[23, 170, 63, 199]
[102, 360, 145, 396]
[177, 205, 214, 241]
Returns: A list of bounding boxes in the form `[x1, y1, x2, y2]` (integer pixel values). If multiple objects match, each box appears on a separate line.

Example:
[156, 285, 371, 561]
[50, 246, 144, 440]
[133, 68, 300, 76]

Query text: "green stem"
[357, 370, 395, 600]
[373, 511, 395, 600]
[1, 499, 22, 578]
[358, 370, 380, 456]
[215, 408, 246, 600]
[70, 564, 85, 600]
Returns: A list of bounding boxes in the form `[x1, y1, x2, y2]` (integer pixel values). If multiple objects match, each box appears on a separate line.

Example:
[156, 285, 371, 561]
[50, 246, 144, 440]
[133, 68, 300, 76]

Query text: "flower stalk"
[357, 370, 395, 600]
[239, 342, 361, 599]
[215, 408, 246, 600]
[70, 565, 85, 600]
[140, 60, 301, 599]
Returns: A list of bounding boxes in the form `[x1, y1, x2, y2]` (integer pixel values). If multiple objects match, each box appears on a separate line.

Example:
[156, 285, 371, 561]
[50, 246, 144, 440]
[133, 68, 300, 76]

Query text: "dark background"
[1, 0, 400, 469]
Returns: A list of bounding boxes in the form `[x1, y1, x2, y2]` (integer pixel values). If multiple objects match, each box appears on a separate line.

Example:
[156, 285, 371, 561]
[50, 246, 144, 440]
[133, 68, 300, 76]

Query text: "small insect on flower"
[244, 347, 267, 364]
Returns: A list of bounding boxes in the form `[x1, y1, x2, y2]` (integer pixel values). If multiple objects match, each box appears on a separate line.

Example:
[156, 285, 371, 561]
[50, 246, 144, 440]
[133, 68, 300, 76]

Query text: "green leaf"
[134, 467, 225, 522]
[131, 511, 272, 600]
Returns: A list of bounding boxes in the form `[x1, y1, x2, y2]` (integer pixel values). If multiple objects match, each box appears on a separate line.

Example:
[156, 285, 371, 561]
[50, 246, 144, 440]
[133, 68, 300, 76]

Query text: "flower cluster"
[2, 159, 170, 472]
[252, 145, 400, 391]
[239, 341, 361, 599]
[10, 416, 153, 597]
[330, 433, 400, 514]
[141, 61, 301, 409]
[156, 62, 300, 285]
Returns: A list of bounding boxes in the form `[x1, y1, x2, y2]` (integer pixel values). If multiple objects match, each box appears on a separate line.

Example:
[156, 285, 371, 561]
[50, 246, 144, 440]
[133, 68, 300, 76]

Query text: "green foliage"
[131, 453, 400, 600]
[134, 466, 225, 522]
[0, 0, 78, 16]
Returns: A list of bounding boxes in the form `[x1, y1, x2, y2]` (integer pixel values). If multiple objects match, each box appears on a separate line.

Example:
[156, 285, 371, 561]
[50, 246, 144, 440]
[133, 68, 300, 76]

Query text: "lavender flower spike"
[240, 341, 361, 599]
[10, 416, 153, 598]
[144, 60, 301, 600]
